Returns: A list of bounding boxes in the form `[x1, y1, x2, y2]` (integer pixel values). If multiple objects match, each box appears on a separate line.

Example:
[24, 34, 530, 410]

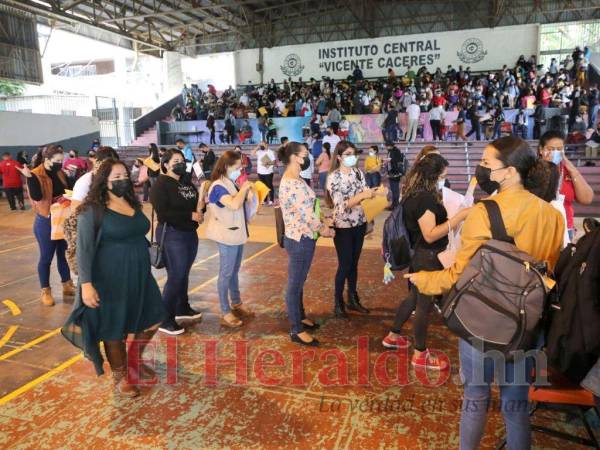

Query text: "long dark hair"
[160, 148, 184, 174]
[328, 140, 357, 174]
[148, 143, 159, 163]
[326, 140, 359, 207]
[402, 152, 449, 201]
[79, 159, 140, 213]
[526, 160, 560, 202]
[211, 150, 242, 181]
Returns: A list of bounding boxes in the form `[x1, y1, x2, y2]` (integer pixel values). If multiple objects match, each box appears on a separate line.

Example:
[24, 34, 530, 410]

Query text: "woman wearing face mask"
[326, 141, 374, 318]
[279, 142, 335, 346]
[538, 130, 594, 241]
[406, 136, 565, 450]
[62, 159, 165, 397]
[150, 149, 202, 336]
[382, 153, 470, 369]
[205, 151, 256, 328]
[364, 145, 382, 188]
[18, 145, 75, 306]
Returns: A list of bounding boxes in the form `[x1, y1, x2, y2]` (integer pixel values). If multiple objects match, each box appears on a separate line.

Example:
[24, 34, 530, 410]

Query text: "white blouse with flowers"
[279, 177, 322, 241]
[326, 168, 368, 228]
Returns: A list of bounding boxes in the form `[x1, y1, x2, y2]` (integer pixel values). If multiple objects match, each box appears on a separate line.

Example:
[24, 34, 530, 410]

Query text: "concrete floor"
[0, 196, 595, 449]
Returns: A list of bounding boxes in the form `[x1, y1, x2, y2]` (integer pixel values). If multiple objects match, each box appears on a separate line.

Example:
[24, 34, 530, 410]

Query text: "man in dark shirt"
[199, 143, 216, 179]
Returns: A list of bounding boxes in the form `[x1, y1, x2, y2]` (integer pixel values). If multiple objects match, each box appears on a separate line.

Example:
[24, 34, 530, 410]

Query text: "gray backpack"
[441, 200, 549, 357]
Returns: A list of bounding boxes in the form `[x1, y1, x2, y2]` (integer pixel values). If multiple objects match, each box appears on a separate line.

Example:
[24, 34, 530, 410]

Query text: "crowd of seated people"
[173, 48, 591, 119]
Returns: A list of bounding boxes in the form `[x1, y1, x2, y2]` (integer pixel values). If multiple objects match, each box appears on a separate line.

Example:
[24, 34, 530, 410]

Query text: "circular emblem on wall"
[457, 38, 487, 64]
[280, 53, 304, 77]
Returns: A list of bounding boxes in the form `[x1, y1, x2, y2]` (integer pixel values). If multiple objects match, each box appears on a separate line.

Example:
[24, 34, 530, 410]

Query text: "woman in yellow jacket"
[406, 136, 564, 450]
[364, 145, 382, 188]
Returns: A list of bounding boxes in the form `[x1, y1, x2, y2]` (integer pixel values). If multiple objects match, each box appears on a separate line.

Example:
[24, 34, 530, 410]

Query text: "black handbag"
[274, 206, 285, 248]
[149, 208, 167, 269]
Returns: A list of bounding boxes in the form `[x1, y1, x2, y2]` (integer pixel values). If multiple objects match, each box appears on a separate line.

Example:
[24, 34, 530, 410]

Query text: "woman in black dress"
[62, 159, 165, 397]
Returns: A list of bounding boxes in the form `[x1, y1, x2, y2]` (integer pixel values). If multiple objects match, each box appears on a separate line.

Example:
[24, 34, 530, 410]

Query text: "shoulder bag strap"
[150, 207, 155, 243]
[483, 200, 514, 244]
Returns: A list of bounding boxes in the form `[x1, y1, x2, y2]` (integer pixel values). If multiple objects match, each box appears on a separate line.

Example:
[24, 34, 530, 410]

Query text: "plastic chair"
[495, 369, 600, 449]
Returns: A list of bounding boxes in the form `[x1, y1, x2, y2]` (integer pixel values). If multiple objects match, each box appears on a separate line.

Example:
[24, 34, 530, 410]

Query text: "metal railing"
[133, 94, 180, 139]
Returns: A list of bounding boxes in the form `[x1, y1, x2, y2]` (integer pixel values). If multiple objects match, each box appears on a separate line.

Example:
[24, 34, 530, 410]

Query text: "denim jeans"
[33, 214, 71, 288]
[284, 236, 316, 334]
[159, 225, 199, 324]
[589, 104, 599, 129]
[365, 172, 381, 188]
[217, 243, 244, 313]
[388, 178, 400, 207]
[318, 172, 328, 192]
[459, 338, 534, 450]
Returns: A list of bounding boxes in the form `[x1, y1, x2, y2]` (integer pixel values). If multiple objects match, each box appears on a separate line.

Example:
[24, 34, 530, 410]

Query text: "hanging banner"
[235, 24, 538, 83]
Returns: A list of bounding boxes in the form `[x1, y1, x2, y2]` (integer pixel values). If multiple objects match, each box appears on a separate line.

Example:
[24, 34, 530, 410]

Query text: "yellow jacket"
[411, 185, 565, 296]
[365, 155, 382, 173]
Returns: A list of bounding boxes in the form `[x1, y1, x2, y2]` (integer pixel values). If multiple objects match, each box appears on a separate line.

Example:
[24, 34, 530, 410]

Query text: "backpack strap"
[483, 200, 514, 244]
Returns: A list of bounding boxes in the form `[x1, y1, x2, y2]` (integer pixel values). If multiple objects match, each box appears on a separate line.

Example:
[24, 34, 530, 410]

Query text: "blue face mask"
[551, 150, 563, 165]
[227, 168, 241, 182]
[437, 179, 445, 191]
[343, 155, 357, 167]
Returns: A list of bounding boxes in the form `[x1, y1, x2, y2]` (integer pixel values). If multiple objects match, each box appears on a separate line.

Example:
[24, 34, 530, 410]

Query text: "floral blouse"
[279, 177, 322, 241]
[327, 169, 367, 228]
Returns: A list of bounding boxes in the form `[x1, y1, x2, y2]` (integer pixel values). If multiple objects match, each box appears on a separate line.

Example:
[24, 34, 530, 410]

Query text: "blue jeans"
[284, 236, 316, 334]
[33, 214, 71, 288]
[589, 104, 599, 129]
[159, 225, 199, 323]
[318, 172, 328, 192]
[365, 172, 381, 188]
[459, 338, 534, 450]
[217, 243, 244, 313]
[388, 178, 400, 207]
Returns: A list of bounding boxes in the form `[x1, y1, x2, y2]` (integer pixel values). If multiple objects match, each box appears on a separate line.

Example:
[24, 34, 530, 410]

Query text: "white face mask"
[369, 152, 375, 156]
[437, 179, 445, 190]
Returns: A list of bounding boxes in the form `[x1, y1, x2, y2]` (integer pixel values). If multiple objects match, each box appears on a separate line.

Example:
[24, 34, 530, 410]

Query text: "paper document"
[192, 162, 204, 178]
[361, 195, 389, 222]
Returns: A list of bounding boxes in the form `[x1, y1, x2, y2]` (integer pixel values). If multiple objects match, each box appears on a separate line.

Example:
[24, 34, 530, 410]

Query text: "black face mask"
[51, 162, 63, 172]
[109, 179, 131, 198]
[69, 154, 76, 159]
[300, 155, 311, 171]
[475, 165, 500, 195]
[172, 162, 187, 176]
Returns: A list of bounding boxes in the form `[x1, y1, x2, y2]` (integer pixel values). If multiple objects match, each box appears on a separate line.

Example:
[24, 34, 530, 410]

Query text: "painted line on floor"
[0, 328, 61, 362]
[0, 354, 83, 407]
[0, 243, 36, 255]
[0, 242, 277, 407]
[156, 252, 219, 285]
[0, 236, 33, 247]
[2, 300, 21, 316]
[0, 274, 37, 290]
[189, 243, 277, 294]
[0, 326, 18, 349]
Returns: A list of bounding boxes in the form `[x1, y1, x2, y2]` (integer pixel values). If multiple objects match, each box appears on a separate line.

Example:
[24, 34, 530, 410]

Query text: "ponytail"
[524, 159, 560, 202]
[278, 141, 305, 166]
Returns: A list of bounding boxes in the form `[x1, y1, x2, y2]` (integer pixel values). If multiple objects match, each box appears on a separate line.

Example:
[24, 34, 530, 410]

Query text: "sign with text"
[234, 24, 538, 84]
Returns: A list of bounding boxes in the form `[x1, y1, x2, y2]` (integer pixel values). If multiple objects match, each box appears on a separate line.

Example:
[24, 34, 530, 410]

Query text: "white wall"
[234, 24, 539, 84]
[0, 111, 99, 146]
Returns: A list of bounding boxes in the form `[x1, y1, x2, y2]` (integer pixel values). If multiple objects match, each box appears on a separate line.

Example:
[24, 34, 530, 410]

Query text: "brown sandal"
[220, 313, 243, 328]
[231, 304, 255, 318]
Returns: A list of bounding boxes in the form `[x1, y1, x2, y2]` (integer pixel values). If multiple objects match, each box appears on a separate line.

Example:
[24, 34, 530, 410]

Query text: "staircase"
[118, 141, 600, 218]
[130, 126, 158, 147]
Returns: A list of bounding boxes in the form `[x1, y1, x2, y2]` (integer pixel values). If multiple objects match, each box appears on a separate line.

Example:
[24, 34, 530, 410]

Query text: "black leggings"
[258, 173, 275, 202]
[391, 247, 443, 352]
[333, 223, 366, 299]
